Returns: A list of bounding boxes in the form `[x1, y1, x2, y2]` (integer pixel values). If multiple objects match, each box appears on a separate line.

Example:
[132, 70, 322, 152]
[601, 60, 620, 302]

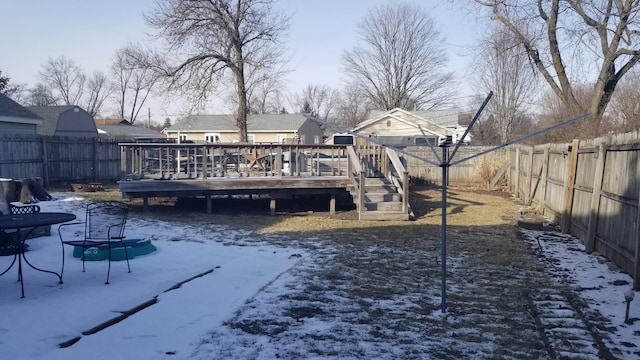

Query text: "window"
[204, 133, 220, 143]
[179, 134, 187, 143]
[314, 135, 321, 144]
[247, 134, 255, 143]
[386, 120, 391, 127]
[277, 134, 288, 144]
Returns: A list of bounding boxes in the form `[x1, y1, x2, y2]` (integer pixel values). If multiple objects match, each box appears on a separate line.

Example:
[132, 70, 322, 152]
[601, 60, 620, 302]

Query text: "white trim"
[0, 115, 43, 125]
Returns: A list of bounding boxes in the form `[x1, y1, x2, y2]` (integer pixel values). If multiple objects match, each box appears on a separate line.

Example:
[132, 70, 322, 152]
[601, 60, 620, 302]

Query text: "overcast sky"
[1, 0, 485, 122]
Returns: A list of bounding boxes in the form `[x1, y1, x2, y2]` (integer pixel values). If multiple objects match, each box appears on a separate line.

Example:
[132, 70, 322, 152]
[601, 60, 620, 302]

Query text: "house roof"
[95, 118, 131, 125]
[0, 93, 42, 121]
[368, 108, 471, 128]
[353, 108, 454, 136]
[167, 114, 315, 132]
[27, 105, 78, 136]
[97, 124, 166, 139]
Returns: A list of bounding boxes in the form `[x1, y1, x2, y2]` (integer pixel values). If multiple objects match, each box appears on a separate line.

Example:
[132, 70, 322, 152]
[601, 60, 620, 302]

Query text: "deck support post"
[270, 198, 276, 215]
[143, 197, 148, 212]
[329, 194, 336, 214]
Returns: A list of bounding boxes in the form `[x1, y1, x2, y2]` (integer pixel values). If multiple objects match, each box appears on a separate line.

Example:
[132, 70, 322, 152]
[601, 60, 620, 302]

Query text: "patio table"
[0, 212, 76, 297]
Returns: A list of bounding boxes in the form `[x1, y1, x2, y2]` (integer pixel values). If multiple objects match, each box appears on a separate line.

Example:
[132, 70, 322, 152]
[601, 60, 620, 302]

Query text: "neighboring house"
[164, 113, 324, 144]
[27, 105, 98, 138]
[350, 108, 472, 146]
[95, 119, 167, 142]
[95, 118, 131, 126]
[0, 93, 43, 135]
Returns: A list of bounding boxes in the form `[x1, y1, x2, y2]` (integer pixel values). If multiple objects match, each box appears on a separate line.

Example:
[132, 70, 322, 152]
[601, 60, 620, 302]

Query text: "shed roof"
[27, 105, 77, 136]
[168, 113, 314, 132]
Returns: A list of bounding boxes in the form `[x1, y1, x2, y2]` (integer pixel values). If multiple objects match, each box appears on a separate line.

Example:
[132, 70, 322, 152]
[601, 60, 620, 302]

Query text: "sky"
[0, 0, 484, 123]
[1, 193, 639, 359]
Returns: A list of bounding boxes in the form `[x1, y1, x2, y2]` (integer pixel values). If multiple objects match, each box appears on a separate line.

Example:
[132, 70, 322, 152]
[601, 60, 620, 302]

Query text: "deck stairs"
[350, 176, 410, 221]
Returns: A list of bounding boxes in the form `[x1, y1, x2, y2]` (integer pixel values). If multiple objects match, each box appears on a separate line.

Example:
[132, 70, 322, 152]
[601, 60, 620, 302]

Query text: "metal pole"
[441, 145, 448, 312]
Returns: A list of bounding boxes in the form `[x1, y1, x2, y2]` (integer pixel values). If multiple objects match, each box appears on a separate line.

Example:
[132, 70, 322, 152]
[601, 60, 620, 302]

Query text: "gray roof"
[0, 93, 42, 120]
[168, 114, 314, 132]
[97, 124, 166, 139]
[368, 109, 471, 128]
[27, 105, 77, 136]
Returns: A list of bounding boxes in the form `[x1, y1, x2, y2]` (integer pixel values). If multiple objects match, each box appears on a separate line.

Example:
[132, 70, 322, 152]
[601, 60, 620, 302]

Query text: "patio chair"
[59, 201, 130, 284]
[0, 201, 42, 254]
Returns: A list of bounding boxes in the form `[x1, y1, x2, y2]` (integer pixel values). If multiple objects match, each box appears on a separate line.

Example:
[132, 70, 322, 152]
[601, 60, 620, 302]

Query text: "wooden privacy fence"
[509, 131, 640, 290]
[404, 145, 508, 186]
[0, 134, 122, 186]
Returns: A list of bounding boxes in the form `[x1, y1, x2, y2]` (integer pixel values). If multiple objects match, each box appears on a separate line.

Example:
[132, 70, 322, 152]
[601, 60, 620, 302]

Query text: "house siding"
[297, 119, 324, 144]
[0, 121, 37, 135]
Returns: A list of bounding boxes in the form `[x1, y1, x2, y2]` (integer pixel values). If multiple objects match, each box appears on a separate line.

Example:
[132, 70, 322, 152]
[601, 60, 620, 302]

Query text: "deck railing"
[119, 141, 409, 218]
[119, 143, 350, 180]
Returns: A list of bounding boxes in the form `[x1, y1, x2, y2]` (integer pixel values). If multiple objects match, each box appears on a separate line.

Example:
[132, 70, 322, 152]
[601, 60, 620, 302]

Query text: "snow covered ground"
[0, 193, 638, 359]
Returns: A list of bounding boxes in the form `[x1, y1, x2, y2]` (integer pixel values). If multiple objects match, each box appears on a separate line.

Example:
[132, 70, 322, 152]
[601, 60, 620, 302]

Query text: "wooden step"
[350, 176, 410, 221]
[359, 211, 410, 221]
[363, 201, 403, 211]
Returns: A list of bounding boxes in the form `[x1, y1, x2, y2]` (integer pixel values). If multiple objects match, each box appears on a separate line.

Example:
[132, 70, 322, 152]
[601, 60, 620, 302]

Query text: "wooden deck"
[118, 143, 411, 220]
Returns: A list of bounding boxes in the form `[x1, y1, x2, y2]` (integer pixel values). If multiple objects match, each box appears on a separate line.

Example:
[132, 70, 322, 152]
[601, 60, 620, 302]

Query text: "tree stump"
[0, 178, 17, 202]
[19, 178, 52, 203]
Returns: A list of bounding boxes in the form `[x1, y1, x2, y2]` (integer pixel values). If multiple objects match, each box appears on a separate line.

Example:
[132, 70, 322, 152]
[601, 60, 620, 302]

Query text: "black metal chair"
[0, 203, 41, 255]
[8, 203, 41, 215]
[59, 201, 130, 284]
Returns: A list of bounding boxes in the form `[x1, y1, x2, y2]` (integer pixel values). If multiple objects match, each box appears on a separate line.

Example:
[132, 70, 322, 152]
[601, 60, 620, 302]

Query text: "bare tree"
[609, 67, 640, 133]
[335, 84, 373, 128]
[84, 71, 112, 117]
[243, 56, 288, 114]
[537, 84, 596, 142]
[474, 0, 640, 137]
[111, 45, 159, 124]
[38, 56, 85, 105]
[342, 2, 454, 111]
[292, 84, 340, 120]
[25, 83, 57, 107]
[471, 24, 539, 142]
[145, 0, 290, 142]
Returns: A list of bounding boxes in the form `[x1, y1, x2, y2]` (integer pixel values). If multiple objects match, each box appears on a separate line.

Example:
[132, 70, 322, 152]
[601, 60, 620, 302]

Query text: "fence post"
[41, 137, 49, 188]
[92, 138, 98, 181]
[526, 147, 534, 204]
[585, 141, 606, 253]
[538, 146, 549, 214]
[515, 146, 521, 200]
[561, 139, 580, 233]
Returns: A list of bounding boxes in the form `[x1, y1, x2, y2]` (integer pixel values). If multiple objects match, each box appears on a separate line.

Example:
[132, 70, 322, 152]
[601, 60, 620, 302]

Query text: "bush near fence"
[508, 131, 640, 290]
[404, 145, 507, 188]
[0, 134, 122, 187]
